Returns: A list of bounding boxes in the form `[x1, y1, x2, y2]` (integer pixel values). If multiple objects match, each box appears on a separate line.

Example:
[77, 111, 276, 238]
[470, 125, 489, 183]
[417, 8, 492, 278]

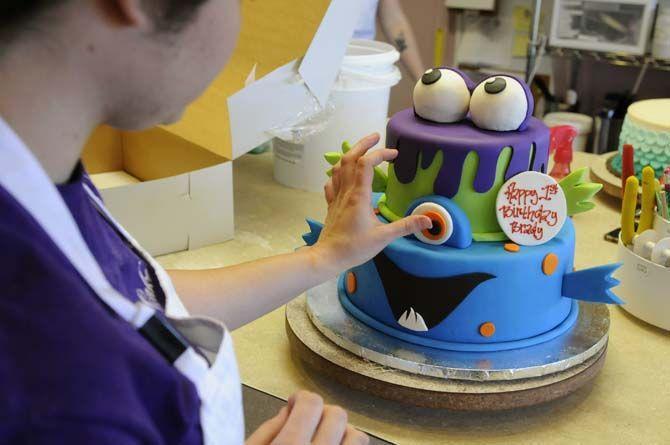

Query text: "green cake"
[609, 99, 670, 180]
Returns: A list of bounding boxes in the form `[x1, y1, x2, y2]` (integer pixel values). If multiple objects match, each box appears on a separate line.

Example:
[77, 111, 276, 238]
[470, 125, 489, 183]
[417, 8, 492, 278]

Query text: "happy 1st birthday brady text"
[497, 181, 560, 241]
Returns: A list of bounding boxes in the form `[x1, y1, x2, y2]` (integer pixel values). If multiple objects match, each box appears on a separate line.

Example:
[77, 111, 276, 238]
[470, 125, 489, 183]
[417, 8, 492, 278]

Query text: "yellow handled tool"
[637, 166, 657, 234]
[621, 175, 639, 246]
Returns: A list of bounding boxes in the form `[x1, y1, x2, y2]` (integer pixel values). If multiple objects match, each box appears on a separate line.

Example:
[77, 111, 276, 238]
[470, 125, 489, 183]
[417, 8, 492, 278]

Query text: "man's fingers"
[245, 407, 289, 445]
[340, 133, 380, 187]
[380, 214, 432, 241]
[342, 426, 370, 445]
[355, 149, 399, 189]
[324, 180, 335, 205]
[273, 391, 323, 445]
[312, 405, 348, 445]
[331, 165, 342, 194]
[344, 133, 381, 160]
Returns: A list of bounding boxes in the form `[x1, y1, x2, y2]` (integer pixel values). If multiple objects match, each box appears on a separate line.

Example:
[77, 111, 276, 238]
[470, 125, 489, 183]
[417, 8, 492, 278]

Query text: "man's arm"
[378, 0, 425, 82]
[168, 134, 430, 331]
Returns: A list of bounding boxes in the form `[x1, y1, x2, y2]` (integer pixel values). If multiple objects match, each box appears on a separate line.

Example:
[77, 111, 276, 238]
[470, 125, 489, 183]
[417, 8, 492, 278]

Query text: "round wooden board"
[590, 152, 642, 199]
[286, 296, 608, 411]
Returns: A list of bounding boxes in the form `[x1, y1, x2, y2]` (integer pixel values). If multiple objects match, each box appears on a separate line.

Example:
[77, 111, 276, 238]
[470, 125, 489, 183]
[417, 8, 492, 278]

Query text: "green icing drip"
[451, 148, 512, 240]
[382, 147, 514, 242]
[384, 151, 444, 219]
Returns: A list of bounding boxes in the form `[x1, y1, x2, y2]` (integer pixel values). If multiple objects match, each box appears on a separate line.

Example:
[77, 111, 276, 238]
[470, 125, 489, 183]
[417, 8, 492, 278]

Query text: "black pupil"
[421, 69, 442, 85]
[428, 219, 442, 236]
[484, 77, 507, 94]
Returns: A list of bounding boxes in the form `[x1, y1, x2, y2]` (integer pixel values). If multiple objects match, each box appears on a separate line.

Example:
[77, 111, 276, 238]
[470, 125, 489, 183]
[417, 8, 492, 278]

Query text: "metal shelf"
[549, 47, 670, 72]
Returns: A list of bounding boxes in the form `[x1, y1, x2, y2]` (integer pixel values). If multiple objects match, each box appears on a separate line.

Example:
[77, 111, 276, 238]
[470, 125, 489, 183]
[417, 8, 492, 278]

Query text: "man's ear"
[97, 0, 152, 29]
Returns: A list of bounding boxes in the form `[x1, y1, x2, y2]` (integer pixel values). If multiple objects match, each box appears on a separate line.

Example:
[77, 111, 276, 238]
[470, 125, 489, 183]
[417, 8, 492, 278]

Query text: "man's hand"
[246, 391, 369, 445]
[313, 133, 431, 274]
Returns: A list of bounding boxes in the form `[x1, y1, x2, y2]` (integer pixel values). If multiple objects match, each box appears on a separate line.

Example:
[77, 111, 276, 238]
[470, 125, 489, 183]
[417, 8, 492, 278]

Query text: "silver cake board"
[285, 278, 610, 411]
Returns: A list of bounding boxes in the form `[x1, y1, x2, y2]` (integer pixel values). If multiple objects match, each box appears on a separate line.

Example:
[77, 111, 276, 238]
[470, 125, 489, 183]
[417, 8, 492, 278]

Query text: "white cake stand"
[286, 278, 611, 411]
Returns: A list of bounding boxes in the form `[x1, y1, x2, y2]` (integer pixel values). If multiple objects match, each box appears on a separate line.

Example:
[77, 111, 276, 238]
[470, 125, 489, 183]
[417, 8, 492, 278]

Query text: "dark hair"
[0, 0, 208, 38]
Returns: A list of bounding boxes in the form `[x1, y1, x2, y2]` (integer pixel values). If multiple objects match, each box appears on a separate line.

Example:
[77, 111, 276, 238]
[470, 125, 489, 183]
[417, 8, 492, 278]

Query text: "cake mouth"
[372, 251, 495, 331]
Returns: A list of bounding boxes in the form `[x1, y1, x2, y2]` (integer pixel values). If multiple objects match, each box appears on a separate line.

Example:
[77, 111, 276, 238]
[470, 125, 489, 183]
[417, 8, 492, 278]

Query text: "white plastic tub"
[274, 40, 401, 192]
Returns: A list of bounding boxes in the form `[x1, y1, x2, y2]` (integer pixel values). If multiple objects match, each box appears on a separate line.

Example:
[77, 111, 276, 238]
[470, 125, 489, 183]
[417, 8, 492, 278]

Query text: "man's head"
[0, 0, 240, 129]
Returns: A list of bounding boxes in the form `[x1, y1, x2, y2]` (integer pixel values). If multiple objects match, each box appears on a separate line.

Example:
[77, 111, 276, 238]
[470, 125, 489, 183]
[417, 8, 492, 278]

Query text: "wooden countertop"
[158, 151, 669, 445]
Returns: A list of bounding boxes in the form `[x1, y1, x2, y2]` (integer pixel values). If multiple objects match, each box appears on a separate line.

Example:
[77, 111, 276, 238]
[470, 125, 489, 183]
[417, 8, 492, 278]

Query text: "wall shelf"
[549, 47, 670, 72]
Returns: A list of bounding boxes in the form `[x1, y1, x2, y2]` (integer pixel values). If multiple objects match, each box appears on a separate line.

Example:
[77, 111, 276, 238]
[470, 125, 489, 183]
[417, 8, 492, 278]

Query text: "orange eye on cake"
[412, 68, 474, 124]
[411, 202, 454, 245]
[469, 75, 533, 132]
[405, 196, 472, 249]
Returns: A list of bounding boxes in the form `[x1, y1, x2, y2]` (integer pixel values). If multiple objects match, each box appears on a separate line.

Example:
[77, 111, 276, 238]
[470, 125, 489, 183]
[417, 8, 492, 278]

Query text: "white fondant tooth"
[397, 308, 429, 332]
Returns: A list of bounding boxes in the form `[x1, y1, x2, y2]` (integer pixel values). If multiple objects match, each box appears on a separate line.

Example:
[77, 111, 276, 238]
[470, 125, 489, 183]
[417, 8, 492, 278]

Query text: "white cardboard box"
[91, 163, 233, 257]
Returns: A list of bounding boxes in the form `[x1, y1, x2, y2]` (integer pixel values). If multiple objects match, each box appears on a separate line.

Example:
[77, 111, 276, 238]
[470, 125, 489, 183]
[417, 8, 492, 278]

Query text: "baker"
[0, 1, 431, 444]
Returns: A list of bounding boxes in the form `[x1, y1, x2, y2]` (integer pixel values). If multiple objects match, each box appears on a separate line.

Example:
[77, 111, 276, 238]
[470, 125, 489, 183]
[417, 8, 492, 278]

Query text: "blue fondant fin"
[302, 219, 324, 246]
[562, 264, 624, 305]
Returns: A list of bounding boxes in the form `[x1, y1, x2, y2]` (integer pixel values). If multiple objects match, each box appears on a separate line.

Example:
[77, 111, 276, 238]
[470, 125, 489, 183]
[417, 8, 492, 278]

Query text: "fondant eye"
[411, 202, 453, 245]
[469, 75, 532, 131]
[413, 68, 472, 123]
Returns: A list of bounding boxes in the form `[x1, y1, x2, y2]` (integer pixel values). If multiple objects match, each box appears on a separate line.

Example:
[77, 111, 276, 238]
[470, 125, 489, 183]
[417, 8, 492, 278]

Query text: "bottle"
[549, 125, 577, 181]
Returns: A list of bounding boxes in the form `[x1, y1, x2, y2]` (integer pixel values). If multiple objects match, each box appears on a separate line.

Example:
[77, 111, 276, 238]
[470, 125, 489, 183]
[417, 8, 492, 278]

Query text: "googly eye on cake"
[304, 67, 622, 352]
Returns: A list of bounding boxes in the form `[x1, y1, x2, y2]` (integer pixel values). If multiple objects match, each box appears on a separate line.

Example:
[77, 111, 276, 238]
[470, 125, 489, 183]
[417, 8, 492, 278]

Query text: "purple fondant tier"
[387, 109, 550, 198]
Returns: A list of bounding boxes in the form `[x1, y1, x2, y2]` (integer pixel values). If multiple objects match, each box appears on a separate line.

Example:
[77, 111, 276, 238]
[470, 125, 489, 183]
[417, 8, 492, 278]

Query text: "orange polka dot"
[504, 243, 520, 253]
[479, 322, 496, 338]
[346, 272, 357, 295]
[374, 208, 381, 215]
[542, 253, 559, 276]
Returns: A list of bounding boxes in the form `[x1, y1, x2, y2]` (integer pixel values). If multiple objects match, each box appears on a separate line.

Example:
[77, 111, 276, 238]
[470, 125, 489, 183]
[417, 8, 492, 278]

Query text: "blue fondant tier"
[340, 219, 578, 352]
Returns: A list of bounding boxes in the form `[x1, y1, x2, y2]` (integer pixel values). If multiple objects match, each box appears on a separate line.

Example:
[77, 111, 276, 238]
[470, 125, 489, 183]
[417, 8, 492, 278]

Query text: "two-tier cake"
[305, 67, 622, 352]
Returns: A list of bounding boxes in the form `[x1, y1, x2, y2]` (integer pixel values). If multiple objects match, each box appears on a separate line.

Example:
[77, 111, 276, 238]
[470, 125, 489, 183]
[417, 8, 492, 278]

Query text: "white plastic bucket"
[543, 112, 593, 152]
[274, 40, 401, 192]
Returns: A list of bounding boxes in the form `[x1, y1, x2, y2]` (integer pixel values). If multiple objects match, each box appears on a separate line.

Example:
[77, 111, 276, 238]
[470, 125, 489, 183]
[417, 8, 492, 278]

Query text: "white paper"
[227, 0, 361, 157]
[298, 0, 362, 106]
[228, 60, 314, 158]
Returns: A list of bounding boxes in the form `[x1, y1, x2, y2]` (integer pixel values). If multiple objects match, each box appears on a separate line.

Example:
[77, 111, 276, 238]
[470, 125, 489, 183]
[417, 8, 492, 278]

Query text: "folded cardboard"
[83, 126, 233, 256]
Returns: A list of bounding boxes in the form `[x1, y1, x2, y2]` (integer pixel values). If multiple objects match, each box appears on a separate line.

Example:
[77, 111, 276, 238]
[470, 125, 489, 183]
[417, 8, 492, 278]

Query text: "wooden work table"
[158, 151, 669, 445]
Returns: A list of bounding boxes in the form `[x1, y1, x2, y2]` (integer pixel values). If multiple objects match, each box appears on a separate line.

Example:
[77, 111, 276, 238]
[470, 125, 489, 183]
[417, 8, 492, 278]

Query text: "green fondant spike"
[325, 152, 342, 166]
[326, 168, 333, 177]
[559, 167, 603, 216]
[342, 141, 352, 153]
[452, 148, 512, 238]
[372, 167, 388, 193]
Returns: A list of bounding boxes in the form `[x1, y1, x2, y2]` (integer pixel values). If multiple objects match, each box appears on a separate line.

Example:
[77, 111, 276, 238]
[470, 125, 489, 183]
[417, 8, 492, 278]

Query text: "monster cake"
[305, 67, 623, 352]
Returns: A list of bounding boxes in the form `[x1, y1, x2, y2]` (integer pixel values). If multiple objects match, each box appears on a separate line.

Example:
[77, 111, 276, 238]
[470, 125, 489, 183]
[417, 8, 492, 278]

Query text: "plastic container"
[273, 40, 401, 192]
[543, 112, 593, 152]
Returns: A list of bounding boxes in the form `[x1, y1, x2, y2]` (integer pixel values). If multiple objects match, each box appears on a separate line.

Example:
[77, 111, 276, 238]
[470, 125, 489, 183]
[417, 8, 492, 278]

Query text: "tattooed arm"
[378, 0, 425, 82]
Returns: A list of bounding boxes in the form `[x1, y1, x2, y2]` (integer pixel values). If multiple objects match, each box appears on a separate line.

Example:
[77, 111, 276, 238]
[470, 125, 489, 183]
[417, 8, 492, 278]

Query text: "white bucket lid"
[343, 39, 400, 67]
[334, 39, 401, 91]
[543, 112, 593, 134]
